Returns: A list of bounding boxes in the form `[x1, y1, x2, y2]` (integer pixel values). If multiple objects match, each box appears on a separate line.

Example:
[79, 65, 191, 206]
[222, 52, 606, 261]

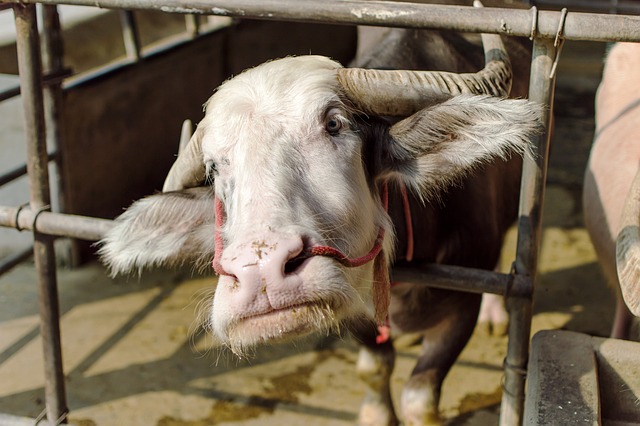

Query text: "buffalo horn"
[616, 168, 640, 316]
[337, 2, 512, 116]
[162, 125, 206, 192]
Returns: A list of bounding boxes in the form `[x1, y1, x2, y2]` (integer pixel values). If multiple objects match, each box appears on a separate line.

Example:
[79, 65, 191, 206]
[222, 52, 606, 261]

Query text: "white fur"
[388, 94, 540, 200]
[100, 56, 541, 356]
[98, 187, 216, 275]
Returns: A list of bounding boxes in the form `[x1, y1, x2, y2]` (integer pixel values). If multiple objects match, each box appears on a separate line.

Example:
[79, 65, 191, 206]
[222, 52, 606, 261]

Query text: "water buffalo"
[99, 11, 540, 426]
[584, 42, 640, 340]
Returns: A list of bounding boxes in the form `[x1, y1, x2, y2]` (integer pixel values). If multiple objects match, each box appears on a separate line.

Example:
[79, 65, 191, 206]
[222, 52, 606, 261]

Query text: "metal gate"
[0, 1, 639, 425]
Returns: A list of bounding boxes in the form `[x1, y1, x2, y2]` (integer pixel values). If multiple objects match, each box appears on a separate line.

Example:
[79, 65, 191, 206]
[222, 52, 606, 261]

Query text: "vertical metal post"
[41, 5, 64, 182]
[41, 5, 77, 267]
[119, 10, 142, 61]
[499, 37, 556, 426]
[185, 15, 201, 38]
[13, 4, 68, 423]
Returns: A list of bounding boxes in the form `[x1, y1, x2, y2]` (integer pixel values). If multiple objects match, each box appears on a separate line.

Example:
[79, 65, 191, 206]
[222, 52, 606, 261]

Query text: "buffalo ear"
[98, 187, 216, 276]
[380, 94, 541, 199]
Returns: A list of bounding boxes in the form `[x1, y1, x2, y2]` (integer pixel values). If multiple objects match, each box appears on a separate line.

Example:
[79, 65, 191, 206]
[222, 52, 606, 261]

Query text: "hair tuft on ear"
[384, 94, 542, 200]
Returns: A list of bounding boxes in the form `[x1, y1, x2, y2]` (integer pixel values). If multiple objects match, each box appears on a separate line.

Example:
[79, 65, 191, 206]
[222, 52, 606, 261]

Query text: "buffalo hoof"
[478, 293, 508, 336]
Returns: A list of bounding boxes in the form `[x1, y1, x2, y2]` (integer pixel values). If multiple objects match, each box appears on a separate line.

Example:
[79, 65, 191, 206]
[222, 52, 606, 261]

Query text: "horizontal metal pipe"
[0, 68, 71, 103]
[0, 203, 530, 297]
[392, 264, 532, 299]
[65, 24, 220, 90]
[1, 0, 640, 42]
[0, 246, 33, 275]
[0, 85, 21, 102]
[0, 164, 27, 187]
[0, 205, 114, 241]
[0, 151, 58, 187]
[0, 413, 55, 426]
[533, 0, 640, 14]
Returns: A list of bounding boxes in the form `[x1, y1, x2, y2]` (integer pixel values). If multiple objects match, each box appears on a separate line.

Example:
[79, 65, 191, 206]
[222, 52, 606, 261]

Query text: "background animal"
[584, 42, 640, 340]
[99, 11, 540, 426]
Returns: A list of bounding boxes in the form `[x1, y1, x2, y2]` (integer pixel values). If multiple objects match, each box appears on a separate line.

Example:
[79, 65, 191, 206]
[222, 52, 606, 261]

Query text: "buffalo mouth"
[226, 302, 337, 354]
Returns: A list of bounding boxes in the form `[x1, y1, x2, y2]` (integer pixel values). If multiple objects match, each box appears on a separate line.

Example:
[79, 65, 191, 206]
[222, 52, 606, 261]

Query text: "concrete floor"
[0, 36, 621, 426]
[0, 201, 614, 426]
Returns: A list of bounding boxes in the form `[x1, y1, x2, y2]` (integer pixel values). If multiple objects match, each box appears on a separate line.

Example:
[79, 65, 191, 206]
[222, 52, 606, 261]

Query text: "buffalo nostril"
[283, 236, 310, 275]
[284, 252, 310, 275]
[221, 233, 307, 281]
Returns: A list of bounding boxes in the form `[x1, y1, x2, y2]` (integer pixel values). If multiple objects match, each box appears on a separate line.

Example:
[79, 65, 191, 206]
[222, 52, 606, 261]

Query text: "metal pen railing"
[0, 1, 639, 425]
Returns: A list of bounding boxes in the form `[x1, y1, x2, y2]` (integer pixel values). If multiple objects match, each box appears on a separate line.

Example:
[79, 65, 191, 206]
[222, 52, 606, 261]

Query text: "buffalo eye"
[324, 109, 344, 135]
[205, 160, 217, 178]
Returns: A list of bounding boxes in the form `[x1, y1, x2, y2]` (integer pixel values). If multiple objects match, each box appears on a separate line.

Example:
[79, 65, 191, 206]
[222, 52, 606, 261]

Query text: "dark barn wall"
[59, 20, 357, 260]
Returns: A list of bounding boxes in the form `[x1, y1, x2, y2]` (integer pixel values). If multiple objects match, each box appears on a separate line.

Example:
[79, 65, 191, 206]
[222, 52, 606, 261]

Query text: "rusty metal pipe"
[0, 206, 114, 241]
[0, 246, 33, 275]
[0, 412, 56, 426]
[499, 36, 557, 426]
[0, 69, 71, 103]
[393, 264, 532, 299]
[42, 5, 64, 157]
[13, 3, 68, 423]
[2, 0, 640, 42]
[0, 85, 21, 102]
[0, 152, 58, 187]
[532, 0, 640, 14]
[119, 10, 142, 61]
[0, 164, 28, 187]
[185, 15, 201, 37]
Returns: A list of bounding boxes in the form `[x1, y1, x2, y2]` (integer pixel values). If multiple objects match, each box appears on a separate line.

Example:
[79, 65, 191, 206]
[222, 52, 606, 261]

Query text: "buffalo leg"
[400, 291, 481, 425]
[477, 293, 509, 336]
[351, 321, 398, 426]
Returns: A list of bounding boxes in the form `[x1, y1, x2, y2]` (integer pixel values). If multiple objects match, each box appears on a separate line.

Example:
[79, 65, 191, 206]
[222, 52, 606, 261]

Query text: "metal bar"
[0, 152, 58, 187]
[0, 69, 72, 102]
[64, 25, 216, 89]
[0, 413, 55, 426]
[13, 3, 68, 423]
[0, 206, 114, 241]
[0, 2, 611, 425]
[532, 0, 640, 14]
[41, 5, 64, 154]
[393, 264, 532, 299]
[119, 10, 142, 61]
[2, 0, 640, 42]
[499, 36, 557, 426]
[0, 246, 33, 275]
[185, 14, 201, 37]
[0, 164, 27, 186]
[0, 205, 532, 298]
[42, 4, 78, 266]
[0, 204, 536, 299]
[0, 85, 21, 102]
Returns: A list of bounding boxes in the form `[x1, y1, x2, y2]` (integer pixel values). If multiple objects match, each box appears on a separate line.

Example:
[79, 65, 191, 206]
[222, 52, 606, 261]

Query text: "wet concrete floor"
[0, 40, 617, 425]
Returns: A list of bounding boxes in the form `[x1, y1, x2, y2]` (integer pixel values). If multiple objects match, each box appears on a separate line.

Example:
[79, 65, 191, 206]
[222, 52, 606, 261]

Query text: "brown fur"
[348, 26, 531, 424]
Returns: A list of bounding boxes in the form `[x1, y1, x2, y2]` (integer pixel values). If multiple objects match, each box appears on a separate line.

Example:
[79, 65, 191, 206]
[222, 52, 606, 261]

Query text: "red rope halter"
[212, 185, 390, 277]
[210, 182, 415, 345]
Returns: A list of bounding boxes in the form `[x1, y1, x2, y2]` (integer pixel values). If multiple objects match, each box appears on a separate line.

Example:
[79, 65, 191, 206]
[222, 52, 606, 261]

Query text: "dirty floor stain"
[156, 399, 273, 426]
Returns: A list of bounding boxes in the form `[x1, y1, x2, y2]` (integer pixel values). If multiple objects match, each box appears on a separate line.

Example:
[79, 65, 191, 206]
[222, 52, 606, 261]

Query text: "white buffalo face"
[201, 57, 389, 353]
[99, 53, 540, 355]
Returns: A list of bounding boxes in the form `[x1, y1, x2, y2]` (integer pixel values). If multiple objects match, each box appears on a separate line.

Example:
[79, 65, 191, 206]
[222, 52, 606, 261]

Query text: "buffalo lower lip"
[237, 302, 315, 322]
[228, 302, 336, 344]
